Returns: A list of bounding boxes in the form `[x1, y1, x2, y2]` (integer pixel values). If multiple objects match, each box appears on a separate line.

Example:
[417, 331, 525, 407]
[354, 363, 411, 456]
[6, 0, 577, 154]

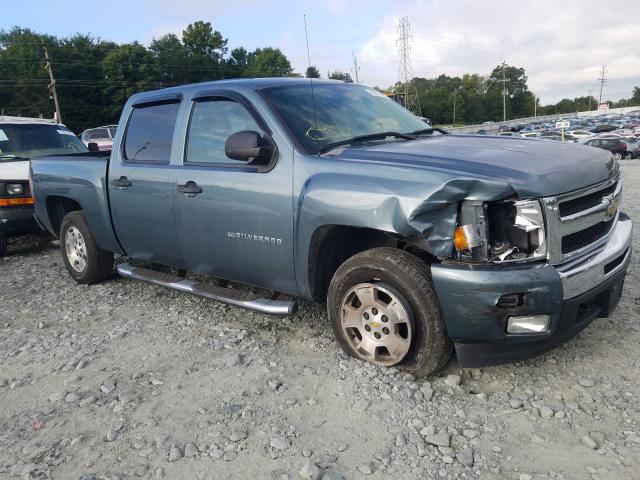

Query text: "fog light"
[507, 315, 550, 334]
[7, 183, 24, 195]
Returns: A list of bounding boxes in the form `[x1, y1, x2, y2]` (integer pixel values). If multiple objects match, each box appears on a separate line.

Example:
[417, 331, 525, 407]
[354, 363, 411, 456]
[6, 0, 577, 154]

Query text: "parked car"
[582, 137, 639, 159]
[565, 129, 593, 139]
[590, 124, 617, 133]
[30, 79, 632, 375]
[498, 131, 520, 137]
[80, 125, 117, 151]
[0, 116, 88, 255]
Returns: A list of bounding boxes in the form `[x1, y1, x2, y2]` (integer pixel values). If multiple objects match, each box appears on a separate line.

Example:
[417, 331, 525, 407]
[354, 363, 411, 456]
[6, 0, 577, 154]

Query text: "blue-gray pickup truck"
[30, 78, 632, 375]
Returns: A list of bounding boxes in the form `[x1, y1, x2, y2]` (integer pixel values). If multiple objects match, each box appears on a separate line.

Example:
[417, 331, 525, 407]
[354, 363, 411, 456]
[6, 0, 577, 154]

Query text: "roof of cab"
[128, 77, 354, 103]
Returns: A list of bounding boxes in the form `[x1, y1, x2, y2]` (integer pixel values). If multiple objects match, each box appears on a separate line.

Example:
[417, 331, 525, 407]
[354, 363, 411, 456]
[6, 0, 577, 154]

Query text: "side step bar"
[116, 263, 297, 316]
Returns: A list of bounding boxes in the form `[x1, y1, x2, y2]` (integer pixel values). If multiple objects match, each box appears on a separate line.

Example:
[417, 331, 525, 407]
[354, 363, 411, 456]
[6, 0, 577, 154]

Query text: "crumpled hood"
[0, 159, 30, 181]
[334, 134, 616, 198]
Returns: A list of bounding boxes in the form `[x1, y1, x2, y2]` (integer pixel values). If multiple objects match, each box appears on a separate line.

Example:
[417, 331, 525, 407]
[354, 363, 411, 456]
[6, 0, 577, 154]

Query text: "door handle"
[177, 181, 203, 195]
[112, 176, 132, 189]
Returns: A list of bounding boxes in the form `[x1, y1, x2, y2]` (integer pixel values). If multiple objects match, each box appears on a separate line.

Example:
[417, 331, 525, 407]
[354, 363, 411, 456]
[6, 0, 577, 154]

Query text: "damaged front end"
[454, 198, 547, 264]
[405, 177, 547, 265]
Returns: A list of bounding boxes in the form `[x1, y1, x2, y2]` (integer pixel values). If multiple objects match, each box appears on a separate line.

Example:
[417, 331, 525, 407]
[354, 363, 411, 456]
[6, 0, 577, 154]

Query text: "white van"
[0, 116, 87, 254]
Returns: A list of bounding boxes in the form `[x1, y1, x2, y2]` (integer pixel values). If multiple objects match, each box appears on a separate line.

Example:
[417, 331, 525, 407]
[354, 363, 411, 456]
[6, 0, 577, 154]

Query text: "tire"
[59, 211, 113, 284]
[327, 247, 453, 376]
[0, 233, 7, 257]
[612, 152, 623, 161]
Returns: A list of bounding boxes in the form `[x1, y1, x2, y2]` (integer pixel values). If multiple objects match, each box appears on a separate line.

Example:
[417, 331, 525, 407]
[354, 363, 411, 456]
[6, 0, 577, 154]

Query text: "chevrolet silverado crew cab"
[30, 79, 632, 376]
[0, 116, 87, 255]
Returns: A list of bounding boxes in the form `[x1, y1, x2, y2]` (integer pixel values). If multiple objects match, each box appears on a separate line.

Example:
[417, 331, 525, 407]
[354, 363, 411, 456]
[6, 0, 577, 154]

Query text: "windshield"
[262, 83, 428, 154]
[0, 123, 88, 159]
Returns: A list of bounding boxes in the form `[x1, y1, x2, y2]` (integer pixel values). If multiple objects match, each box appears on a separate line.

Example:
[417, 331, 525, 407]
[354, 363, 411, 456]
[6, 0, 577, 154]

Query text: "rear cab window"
[124, 101, 181, 163]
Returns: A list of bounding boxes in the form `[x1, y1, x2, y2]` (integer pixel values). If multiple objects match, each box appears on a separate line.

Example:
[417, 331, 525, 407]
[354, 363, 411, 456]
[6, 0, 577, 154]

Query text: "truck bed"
[30, 152, 124, 254]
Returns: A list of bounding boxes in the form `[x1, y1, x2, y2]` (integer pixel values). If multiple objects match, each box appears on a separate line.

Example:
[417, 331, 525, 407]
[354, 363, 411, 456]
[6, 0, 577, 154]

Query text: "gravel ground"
[1, 163, 639, 480]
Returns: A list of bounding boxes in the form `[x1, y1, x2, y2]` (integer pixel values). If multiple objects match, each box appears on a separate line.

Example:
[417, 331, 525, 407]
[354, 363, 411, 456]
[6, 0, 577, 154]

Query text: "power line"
[396, 16, 421, 115]
[597, 65, 607, 104]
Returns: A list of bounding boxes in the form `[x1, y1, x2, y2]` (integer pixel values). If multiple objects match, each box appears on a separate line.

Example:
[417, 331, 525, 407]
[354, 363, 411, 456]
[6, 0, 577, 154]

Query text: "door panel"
[109, 100, 183, 266]
[172, 96, 295, 293]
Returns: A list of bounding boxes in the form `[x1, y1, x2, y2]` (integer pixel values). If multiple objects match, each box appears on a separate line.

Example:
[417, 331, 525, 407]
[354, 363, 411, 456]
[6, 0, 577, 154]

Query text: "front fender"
[294, 170, 517, 299]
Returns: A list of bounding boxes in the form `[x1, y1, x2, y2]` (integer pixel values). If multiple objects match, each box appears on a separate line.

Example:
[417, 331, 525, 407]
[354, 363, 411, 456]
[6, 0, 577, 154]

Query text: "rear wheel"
[327, 247, 453, 376]
[60, 211, 113, 284]
[612, 152, 623, 161]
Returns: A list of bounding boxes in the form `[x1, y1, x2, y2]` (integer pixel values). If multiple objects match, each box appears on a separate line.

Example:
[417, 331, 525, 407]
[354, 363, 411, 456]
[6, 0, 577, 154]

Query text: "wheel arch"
[306, 225, 438, 303]
[46, 196, 83, 237]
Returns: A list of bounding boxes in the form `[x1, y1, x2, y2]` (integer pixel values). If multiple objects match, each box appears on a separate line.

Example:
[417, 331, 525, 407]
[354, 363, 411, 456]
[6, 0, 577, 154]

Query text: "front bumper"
[431, 212, 632, 367]
[0, 205, 41, 237]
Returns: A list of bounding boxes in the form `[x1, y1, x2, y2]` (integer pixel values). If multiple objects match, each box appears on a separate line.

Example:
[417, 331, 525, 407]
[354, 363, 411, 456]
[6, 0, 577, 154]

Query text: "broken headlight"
[487, 199, 547, 262]
[455, 199, 547, 263]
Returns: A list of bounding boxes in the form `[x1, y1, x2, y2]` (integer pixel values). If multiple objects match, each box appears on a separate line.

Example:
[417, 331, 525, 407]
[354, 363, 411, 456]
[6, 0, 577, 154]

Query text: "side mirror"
[225, 131, 273, 163]
[87, 142, 100, 152]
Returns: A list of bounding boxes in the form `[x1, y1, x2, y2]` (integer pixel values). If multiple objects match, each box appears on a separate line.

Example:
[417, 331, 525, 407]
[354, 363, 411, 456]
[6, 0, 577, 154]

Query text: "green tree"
[101, 42, 155, 118]
[328, 70, 348, 81]
[182, 21, 227, 59]
[0, 27, 54, 119]
[305, 66, 320, 78]
[225, 47, 249, 78]
[247, 48, 293, 77]
[149, 34, 187, 84]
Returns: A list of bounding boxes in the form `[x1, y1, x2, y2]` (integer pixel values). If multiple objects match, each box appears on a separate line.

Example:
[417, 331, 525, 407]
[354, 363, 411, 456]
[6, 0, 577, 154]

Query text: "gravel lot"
[1, 163, 639, 480]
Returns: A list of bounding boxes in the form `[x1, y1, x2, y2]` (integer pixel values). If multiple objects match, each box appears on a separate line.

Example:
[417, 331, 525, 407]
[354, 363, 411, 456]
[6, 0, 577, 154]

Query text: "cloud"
[355, 0, 640, 103]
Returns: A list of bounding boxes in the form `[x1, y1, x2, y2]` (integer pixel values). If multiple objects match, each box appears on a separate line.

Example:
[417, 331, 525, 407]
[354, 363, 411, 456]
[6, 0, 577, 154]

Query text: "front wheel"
[612, 152, 623, 161]
[327, 247, 453, 376]
[60, 211, 113, 284]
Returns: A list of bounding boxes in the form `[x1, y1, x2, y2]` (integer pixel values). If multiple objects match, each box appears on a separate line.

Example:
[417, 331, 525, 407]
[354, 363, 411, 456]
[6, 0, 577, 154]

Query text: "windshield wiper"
[410, 127, 450, 136]
[318, 131, 416, 154]
[0, 155, 30, 161]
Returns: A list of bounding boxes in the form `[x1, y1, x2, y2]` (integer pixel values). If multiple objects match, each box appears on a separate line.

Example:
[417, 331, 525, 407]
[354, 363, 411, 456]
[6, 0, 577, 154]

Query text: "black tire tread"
[60, 211, 113, 284]
[328, 247, 453, 376]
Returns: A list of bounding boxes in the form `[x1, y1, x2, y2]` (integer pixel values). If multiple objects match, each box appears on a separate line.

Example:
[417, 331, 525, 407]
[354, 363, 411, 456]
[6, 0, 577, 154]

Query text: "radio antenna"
[303, 14, 320, 153]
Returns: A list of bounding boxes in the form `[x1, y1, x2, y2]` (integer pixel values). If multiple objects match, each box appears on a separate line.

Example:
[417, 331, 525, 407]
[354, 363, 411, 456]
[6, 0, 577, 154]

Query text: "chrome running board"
[117, 263, 297, 316]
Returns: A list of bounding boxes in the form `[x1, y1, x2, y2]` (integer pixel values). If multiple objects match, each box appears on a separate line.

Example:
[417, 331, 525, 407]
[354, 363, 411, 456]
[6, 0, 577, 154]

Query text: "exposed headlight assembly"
[454, 199, 547, 263]
[487, 199, 547, 262]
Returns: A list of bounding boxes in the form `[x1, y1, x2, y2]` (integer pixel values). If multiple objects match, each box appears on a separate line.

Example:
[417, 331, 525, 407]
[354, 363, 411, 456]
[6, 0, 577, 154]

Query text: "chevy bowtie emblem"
[605, 196, 618, 220]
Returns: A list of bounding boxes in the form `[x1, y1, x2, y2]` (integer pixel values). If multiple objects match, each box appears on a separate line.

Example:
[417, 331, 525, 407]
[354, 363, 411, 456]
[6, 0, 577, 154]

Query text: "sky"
[3, 0, 639, 104]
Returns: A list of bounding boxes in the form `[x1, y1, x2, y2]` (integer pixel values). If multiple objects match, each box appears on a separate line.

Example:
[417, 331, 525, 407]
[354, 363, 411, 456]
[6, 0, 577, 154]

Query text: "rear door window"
[124, 102, 180, 163]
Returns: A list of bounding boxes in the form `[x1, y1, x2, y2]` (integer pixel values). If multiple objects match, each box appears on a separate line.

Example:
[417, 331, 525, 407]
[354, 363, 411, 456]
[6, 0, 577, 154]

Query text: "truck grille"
[544, 173, 621, 264]
[561, 218, 614, 254]
[558, 183, 616, 217]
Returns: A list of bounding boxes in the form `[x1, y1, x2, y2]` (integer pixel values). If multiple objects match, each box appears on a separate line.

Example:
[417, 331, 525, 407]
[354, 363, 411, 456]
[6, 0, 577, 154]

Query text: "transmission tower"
[396, 17, 421, 115]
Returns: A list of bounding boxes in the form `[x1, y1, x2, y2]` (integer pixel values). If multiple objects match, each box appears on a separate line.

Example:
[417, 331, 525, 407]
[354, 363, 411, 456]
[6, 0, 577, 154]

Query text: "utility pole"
[351, 53, 360, 83]
[496, 61, 509, 122]
[42, 42, 62, 123]
[453, 90, 456, 125]
[534, 95, 537, 117]
[396, 16, 421, 115]
[587, 89, 595, 116]
[597, 65, 607, 105]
